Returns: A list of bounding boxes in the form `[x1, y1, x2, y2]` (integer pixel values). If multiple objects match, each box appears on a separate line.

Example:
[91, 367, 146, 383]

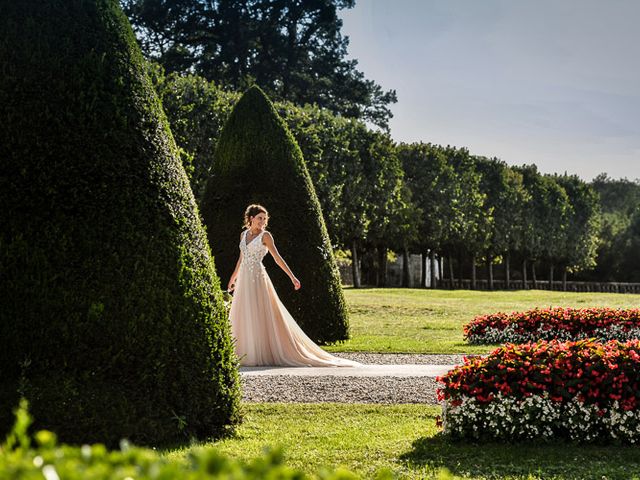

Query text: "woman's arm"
[227, 233, 244, 292]
[263, 231, 301, 290]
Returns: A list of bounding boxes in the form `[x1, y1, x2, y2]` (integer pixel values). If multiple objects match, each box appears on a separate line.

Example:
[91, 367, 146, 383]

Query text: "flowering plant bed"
[464, 307, 640, 344]
[437, 339, 640, 443]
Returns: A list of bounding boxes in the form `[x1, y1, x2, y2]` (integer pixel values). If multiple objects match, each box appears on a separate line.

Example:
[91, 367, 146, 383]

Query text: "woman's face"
[250, 212, 268, 230]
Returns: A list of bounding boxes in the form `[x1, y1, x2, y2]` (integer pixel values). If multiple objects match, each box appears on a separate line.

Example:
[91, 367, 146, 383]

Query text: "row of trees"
[124, 0, 639, 287]
[578, 175, 640, 283]
[149, 68, 630, 288]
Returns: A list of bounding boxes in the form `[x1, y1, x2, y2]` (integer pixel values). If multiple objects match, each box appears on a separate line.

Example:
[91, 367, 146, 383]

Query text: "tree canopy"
[121, 0, 397, 129]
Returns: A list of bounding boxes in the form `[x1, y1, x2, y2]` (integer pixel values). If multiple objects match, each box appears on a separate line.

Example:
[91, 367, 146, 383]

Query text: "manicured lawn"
[325, 288, 640, 354]
[169, 403, 640, 479]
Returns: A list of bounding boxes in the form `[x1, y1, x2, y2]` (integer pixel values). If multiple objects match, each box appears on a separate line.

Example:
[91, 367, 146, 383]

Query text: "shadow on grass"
[400, 433, 640, 480]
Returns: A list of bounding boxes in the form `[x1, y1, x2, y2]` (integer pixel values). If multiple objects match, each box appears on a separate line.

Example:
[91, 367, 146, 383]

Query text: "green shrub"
[0, 0, 240, 445]
[0, 401, 362, 479]
[201, 86, 349, 344]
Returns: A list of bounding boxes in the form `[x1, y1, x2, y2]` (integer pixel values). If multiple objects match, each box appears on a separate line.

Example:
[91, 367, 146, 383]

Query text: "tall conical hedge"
[0, 0, 240, 446]
[202, 86, 349, 343]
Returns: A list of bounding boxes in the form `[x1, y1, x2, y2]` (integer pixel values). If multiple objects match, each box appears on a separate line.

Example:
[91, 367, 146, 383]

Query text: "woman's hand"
[291, 276, 301, 290]
[227, 279, 236, 293]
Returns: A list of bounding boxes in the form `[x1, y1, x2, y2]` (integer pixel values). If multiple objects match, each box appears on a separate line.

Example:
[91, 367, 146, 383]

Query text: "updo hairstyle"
[243, 204, 269, 229]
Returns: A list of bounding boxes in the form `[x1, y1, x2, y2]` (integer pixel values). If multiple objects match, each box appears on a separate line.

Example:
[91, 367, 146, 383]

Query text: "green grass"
[163, 290, 640, 478]
[324, 288, 640, 354]
[168, 403, 640, 479]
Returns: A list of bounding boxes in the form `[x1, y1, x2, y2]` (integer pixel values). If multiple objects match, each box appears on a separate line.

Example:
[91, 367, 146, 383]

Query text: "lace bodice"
[239, 229, 268, 274]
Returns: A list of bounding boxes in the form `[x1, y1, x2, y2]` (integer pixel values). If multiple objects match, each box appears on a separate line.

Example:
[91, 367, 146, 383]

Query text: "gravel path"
[332, 352, 473, 366]
[241, 353, 480, 404]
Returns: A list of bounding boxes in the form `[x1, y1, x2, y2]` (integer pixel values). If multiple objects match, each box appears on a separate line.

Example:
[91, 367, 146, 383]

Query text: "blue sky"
[339, 0, 640, 181]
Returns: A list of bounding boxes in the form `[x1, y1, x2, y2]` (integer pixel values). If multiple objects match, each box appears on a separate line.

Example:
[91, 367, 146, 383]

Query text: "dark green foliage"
[581, 174, 640, 281]
[154, 70, 240, 202]
[201, 86, 349, 343]
[121, 0, 397, 129]
[553, 174, 600, 273]
[0, 0, 240, 446]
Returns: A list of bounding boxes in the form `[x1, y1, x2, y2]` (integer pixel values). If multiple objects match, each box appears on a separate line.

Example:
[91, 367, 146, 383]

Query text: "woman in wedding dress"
[227, 204, 359, 367]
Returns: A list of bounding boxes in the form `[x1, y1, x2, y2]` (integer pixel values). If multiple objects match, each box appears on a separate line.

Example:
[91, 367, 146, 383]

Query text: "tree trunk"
[350, 240, 361, 288]
[430, 250, 438, 289]
[448, 253, 454, 288]
[522, 259, 527, 289]
[458, 253, 464, 289]
[402, 247, 410, 288]
[487, 256, 494, 290]
[505, 253, 510, 289]
[471, 254, 477, 290]
[562, 267, 568, 291]
[549, 265, 554, 291]
[377, 245, 387, 287]
[421, 251, 428, 288]
[532, 261, 537, 289]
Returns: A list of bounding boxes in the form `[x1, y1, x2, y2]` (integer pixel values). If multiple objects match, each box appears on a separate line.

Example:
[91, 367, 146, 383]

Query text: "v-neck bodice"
[239, 229, 268, 271]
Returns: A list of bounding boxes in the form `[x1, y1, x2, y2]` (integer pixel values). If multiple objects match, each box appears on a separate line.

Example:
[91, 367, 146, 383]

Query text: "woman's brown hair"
[243, 204, 269, 229]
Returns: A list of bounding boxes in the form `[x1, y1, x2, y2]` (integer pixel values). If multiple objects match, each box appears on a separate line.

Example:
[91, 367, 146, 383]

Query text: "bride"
[227, 204, 359, 367]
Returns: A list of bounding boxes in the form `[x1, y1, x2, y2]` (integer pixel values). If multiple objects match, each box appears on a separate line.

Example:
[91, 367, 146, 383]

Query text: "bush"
[464, 307, 640, 344]
[201, 85, 349, 344]
[438, 339, 640, 443]
[0, 0, 240, 445]
[0, 401, 363, 480]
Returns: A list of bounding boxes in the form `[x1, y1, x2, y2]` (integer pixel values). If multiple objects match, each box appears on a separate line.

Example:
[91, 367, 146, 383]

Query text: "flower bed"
[437, 339, 640, 443]
[464, 307, 640, 344]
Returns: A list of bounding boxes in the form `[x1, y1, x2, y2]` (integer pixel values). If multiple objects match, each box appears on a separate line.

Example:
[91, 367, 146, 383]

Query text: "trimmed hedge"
[438, 339, 640, 442]
[0, 0, 240, 445]
[201, 86, 349, 344]
[464, 307, 640, 344]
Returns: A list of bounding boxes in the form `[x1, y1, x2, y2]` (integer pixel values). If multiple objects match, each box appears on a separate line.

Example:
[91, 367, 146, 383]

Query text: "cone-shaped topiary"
[201, 86, 349, 344]
[0, 0, 240, 446]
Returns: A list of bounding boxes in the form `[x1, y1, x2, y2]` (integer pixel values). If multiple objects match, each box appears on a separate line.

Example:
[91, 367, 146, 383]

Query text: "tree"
[121, 0, 397, 129]
[0, 0, 240, 445]
[584, 174, 640, 281]
[157, 70, 240, 202]
[201, 85, 349, 343]
[539, 175, 572, 289]
[441, 147, 488, 289]
[474, 157, 529, 289]
[361, 132, 409, 287]
[277, 101, 354, 246]
[614, 207, 640, 282]
[398, 143, 458, 288]
[553, 174, 600, 288]
[515, 166, 570, 288]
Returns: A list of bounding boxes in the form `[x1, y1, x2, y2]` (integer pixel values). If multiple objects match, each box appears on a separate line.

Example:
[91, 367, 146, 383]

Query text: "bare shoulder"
[262, 230, 274, 244]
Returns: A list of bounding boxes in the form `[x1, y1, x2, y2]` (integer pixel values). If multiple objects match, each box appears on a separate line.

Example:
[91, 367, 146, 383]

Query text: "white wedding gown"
[229, 229, 359, 367]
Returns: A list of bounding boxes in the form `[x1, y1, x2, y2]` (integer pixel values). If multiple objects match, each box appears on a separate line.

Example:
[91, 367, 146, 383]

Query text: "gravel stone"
[241, 375, 441, 404]
[240, 352, 482, 404]
[332, 352, 475, 366]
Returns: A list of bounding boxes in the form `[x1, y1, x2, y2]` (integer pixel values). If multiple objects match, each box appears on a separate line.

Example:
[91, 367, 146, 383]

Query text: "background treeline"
[149, 67, 640, 286]
[123, 0, 640, 287]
